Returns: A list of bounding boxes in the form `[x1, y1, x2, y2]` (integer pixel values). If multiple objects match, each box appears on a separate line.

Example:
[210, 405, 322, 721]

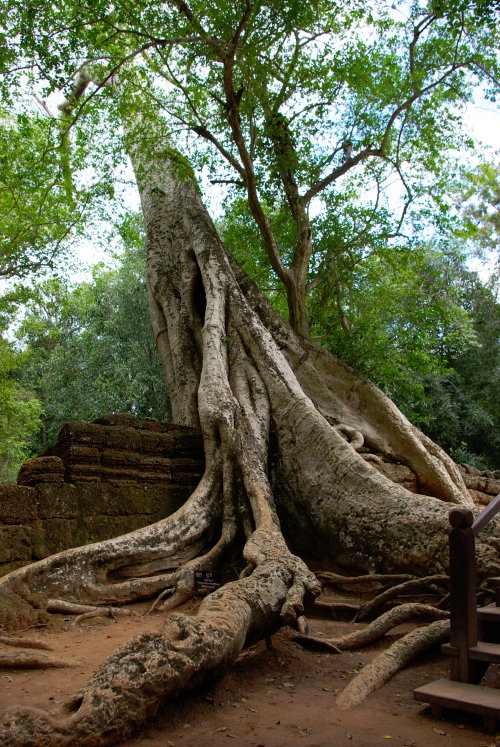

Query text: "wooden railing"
[448, 493, 500, 682]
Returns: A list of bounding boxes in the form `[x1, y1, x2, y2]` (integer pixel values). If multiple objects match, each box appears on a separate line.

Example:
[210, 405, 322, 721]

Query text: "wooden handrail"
[473, 492, 500, 535]
[447, 493, 500, 683]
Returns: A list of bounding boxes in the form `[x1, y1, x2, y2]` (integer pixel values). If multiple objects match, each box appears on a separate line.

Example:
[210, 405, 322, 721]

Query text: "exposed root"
[0, 556, 319, 745]
[294, 602, 448, 652]
[336, 619, 450, 709]
[293, 635, 342, 653]
[336, 424, 364, 450]
[146, 587, 175, 615]
[47, 600, 100, 614]
[0, 635, 53, 651]
[296, 615, 308, 634]
[316, 572, 415, 587]
[47, 600, 132, 619]
[0, 652, 80, 669]
[149, 512, 238, 614]
[0, 468, 221, 613]
[311, 600, 360, 619]
[354, 575, 449, 621]
[74, 608, 128, 625]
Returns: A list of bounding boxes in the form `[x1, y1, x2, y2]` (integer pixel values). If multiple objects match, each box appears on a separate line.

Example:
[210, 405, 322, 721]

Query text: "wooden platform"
[414, 678, 500, 733]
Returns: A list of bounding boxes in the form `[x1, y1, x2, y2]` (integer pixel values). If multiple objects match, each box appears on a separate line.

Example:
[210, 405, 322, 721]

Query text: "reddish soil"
[1, 594, 499, 747]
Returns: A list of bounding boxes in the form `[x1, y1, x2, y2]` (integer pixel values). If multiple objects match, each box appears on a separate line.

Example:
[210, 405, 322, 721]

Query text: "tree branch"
[221, 23, 290, 288]
[303, 146, 382, 205]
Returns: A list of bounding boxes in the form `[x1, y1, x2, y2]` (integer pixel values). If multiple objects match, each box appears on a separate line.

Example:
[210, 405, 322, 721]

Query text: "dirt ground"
[1, 591, 499, 747]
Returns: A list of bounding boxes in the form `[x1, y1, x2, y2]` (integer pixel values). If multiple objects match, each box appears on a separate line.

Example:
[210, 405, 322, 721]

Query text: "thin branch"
[192, 125, 245, 176]
[221, 20, 289, 287]
[303, 146, 382, 204]
[304, 60, 466, 205]
[210, 178, 245, 187]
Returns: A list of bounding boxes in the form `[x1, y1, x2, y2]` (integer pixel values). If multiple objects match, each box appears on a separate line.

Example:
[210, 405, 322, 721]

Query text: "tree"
[1, 1, 499, 744]
[0, 340, 41, 482]
[417, 271, 500, 468]
[7, 235, 170, 453]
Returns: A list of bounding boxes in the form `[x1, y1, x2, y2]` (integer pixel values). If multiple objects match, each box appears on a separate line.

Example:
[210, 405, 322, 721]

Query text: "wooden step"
[478, 603, 500, 622]
[478, 603, 500, 643]
[442, 640, 500, 663]
[487, 577, 500, 605]
[414, 678, 500, 733]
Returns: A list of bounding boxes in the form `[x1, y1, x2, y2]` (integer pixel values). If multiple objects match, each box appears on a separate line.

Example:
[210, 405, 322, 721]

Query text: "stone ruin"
[0, 412, 498, 578]
[0, 414, 204, 577]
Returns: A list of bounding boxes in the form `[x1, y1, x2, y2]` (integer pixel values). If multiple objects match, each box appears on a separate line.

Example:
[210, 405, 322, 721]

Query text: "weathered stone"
[461, 471, 500, 496]
[40, 519, 78, 556]
[94, 413, 169, 432]
[77, 484, 149, 516]
[468, 489, 491, 506]
[17, 456, 64, 486]
[100, 448, 143, 468]
[0, 526, 33, 562]
[65, 445, 100, 464]
[0, 485, 37, 524]
[77, 515, 144, 544]
[65, 465, 103, 483]
[36, 483, 79, 519]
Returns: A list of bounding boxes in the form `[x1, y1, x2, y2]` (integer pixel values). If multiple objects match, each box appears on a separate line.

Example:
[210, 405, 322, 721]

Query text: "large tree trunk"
[0, 122, 498, 745]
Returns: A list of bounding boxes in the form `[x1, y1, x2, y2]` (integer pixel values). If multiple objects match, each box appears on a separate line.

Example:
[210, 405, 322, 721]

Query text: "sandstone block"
[41, 518, 77, 555]
[17, 456, 64, 486]
[0, 525, 33, 562]
[0, 485, 37, 524]
[36, 483, 79, 519]
[0, 589, 38, 630]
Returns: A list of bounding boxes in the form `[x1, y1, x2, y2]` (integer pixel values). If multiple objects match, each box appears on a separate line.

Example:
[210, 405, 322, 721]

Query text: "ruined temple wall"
[0, 415, 204, 577]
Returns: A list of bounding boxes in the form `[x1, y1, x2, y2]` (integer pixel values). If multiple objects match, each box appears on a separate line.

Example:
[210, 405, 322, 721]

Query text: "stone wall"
[0, 415, 204, 577]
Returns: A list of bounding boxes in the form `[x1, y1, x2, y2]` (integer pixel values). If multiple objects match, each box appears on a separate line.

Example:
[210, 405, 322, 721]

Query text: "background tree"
[0, 337, 41, 483]
[2, 220, 170, 453]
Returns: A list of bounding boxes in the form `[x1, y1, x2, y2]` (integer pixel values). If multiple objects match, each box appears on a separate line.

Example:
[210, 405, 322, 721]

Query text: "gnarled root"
[0, 653, 79, 669]
[312, 600, 360, 617]
[47, 601, 132, 619]
[336, 619, 450, 709]
[294, 602, 448, 652]
[354, 575, 449, 621]
[316, 571, 415, 588]
[0, 556, 318, 746]
[0, 635, 53, 651]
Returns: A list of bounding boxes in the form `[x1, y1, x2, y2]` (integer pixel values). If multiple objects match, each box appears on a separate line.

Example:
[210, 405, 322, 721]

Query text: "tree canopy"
[2, 0, 499, 327]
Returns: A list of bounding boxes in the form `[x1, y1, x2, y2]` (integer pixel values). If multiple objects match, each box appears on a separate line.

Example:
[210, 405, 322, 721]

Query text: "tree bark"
[0, 116, 498, 744]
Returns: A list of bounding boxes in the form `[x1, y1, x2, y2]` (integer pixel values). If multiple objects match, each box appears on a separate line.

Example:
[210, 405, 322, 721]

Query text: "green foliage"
[6, 226, 170, 452]
[454, 162, 500, 259]
[0, 339, 42, 482]
[0, 112, 72, 277]
[427, 273, 500, 467]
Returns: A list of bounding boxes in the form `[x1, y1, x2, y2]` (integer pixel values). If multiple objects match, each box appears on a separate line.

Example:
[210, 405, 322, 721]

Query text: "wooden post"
[448, 509, 478, 682]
